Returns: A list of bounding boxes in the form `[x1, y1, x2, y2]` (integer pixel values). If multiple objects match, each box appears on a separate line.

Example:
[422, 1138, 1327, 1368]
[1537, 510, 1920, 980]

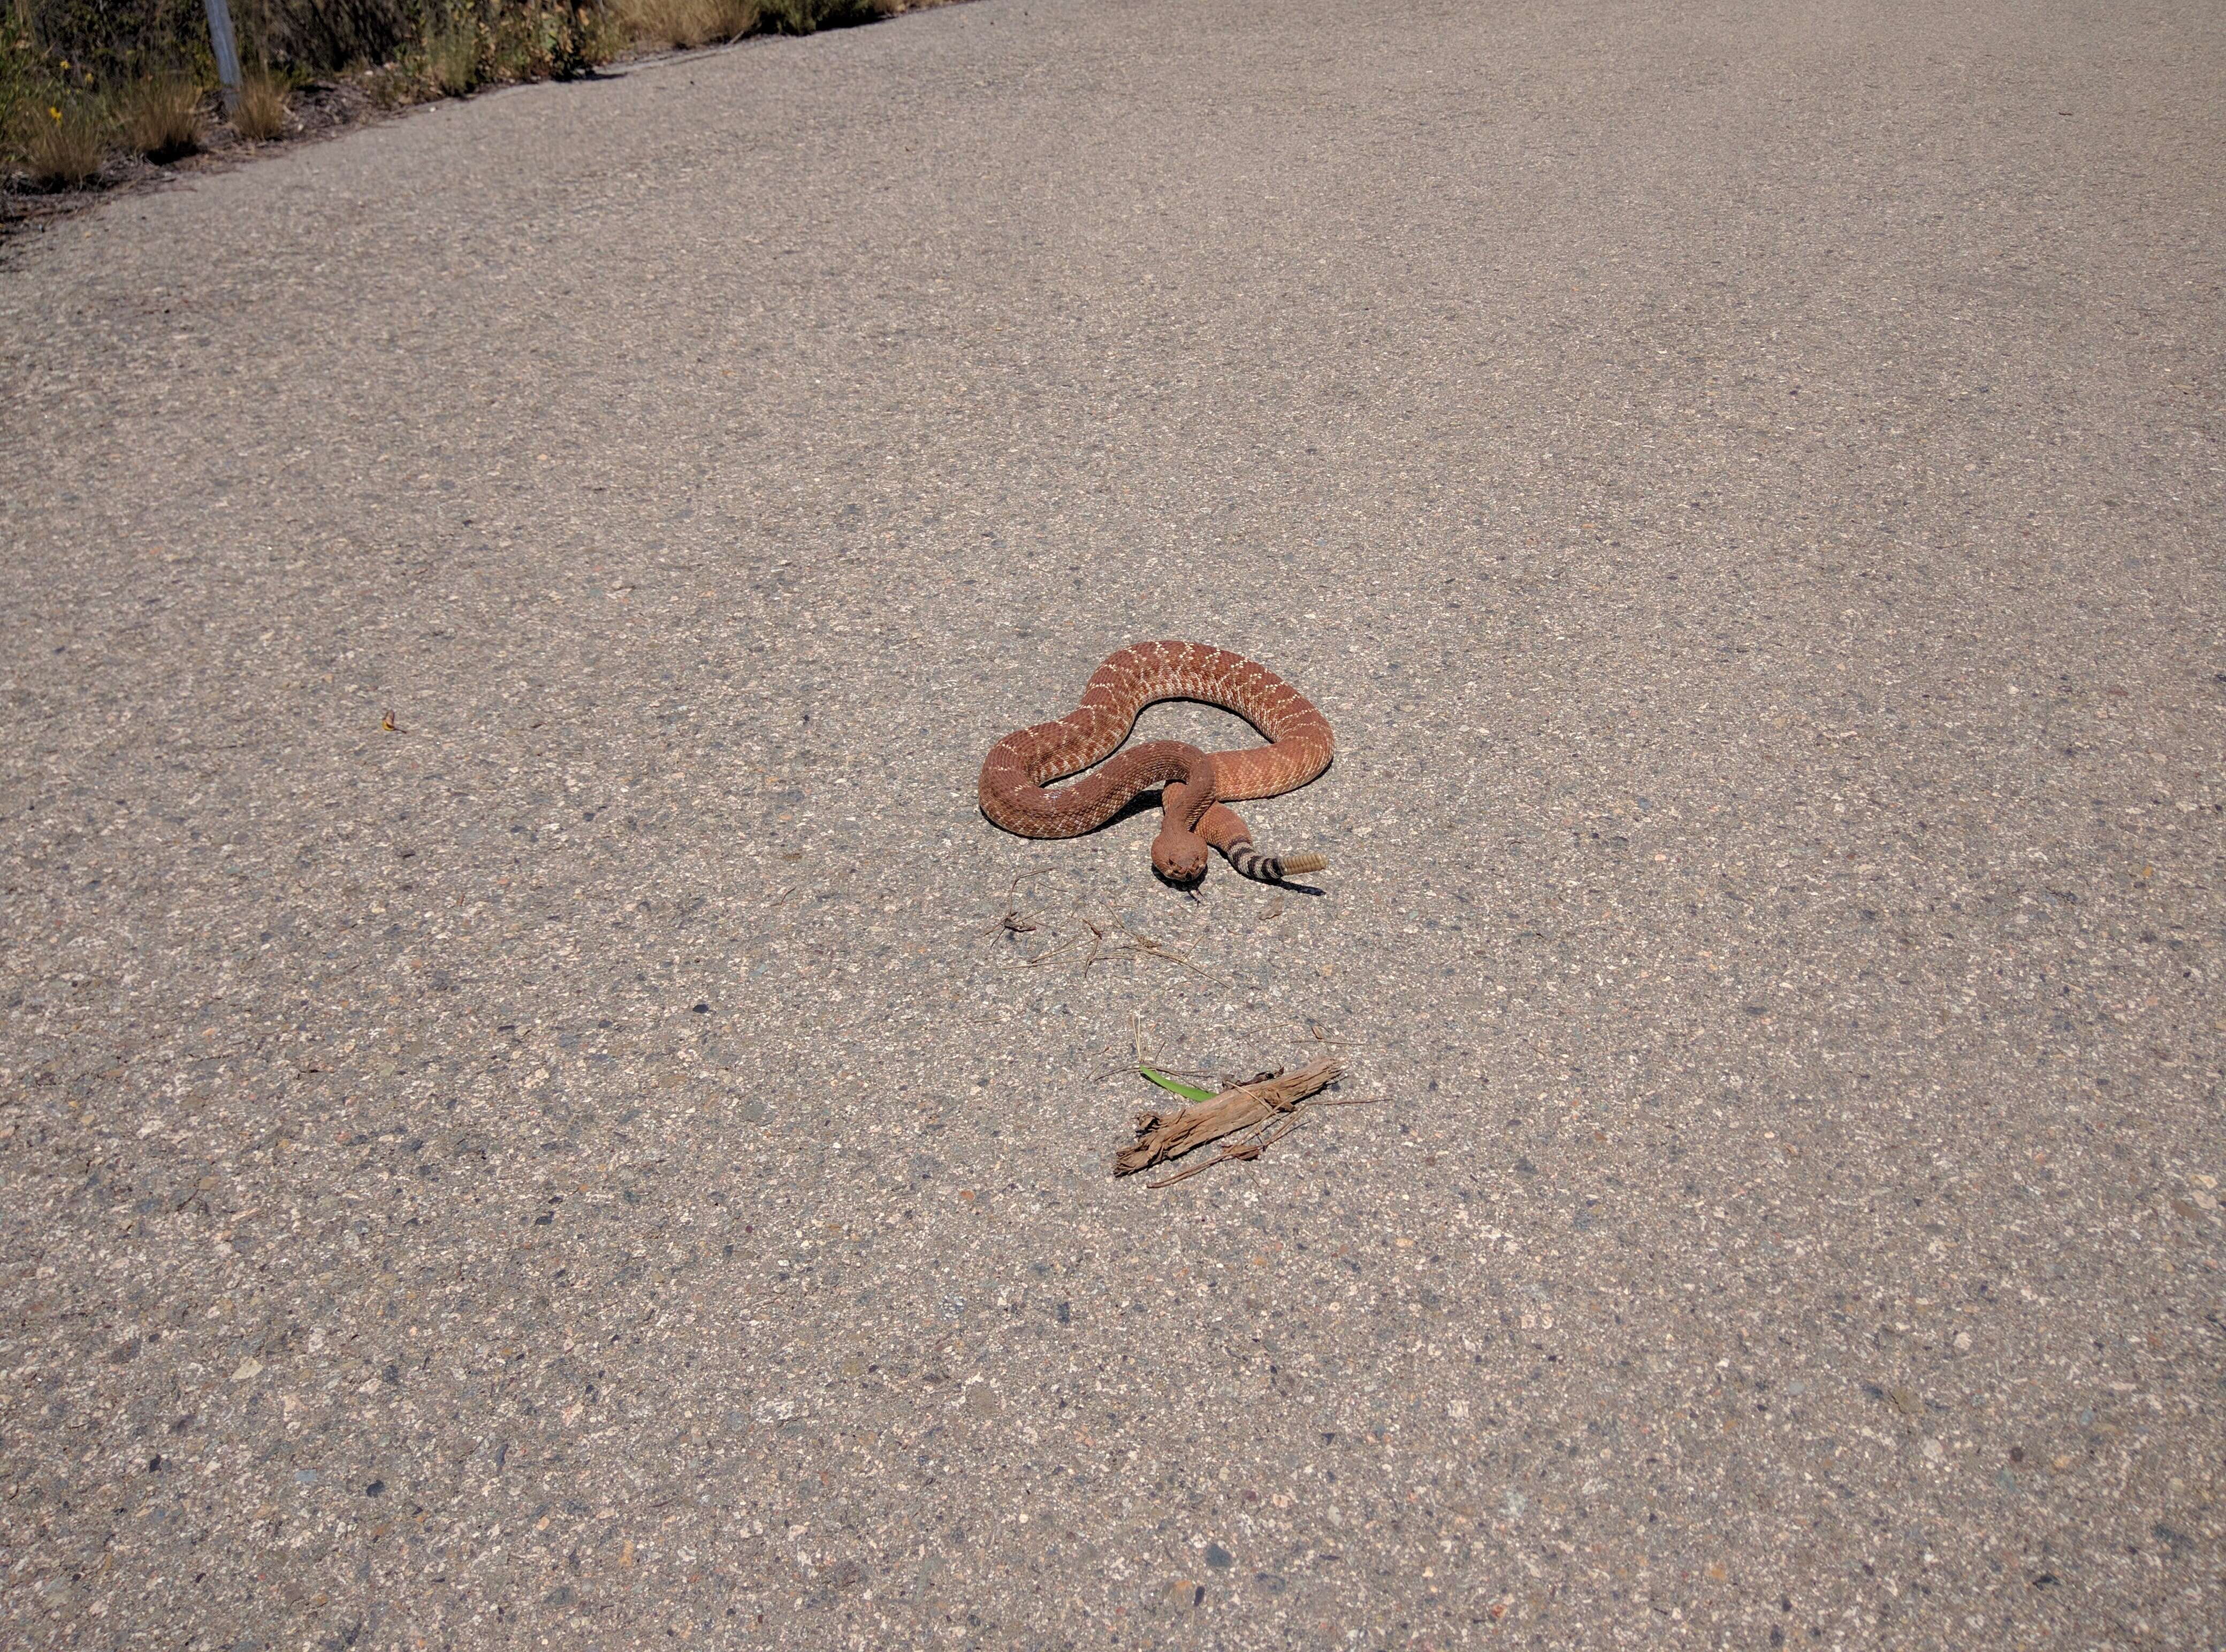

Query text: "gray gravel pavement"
[3, 1, 2223, 1646]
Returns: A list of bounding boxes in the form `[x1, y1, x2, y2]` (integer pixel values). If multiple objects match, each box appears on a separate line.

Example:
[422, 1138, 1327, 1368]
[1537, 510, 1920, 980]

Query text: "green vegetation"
[3, 0, 931, 192]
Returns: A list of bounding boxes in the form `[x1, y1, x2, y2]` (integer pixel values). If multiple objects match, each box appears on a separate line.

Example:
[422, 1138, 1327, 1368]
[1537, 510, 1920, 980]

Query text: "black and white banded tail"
[1222, 842, 1330, 882]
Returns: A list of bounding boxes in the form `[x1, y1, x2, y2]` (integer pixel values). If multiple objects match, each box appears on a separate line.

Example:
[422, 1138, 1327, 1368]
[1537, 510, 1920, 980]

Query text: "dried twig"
[1109, 924, 1237, 986]
[1113, 1057, 1346, 1178]
[1010, 905, 1244, 988]
[1077, 916, 1107, 976]
[981, 875, 1089, 968]
[1218, 1066, 1284, 1089]
[1145, 1112, 1309, 1188]
[979, 872, 1043, 942]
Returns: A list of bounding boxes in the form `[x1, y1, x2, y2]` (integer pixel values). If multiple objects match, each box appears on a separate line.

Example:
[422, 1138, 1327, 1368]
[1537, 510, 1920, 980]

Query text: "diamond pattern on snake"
[978, 641, 1335, 884]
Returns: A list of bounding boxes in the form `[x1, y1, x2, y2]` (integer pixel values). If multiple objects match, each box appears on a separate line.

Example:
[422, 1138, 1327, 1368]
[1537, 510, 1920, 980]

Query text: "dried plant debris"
[982, 894, 1240, 988]
[1112, 1056, 1378, 1186]
[977, 872, 1046, 942]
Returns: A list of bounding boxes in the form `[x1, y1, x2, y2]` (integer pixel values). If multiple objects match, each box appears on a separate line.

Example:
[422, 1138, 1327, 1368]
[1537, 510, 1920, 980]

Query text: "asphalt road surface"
[3, 2, 2222, 1647]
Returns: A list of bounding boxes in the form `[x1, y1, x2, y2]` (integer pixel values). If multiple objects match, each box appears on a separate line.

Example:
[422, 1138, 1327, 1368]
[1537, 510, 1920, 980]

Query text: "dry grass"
[426, 21, 482, 98]
[230, 72, 289, 142]
[363, 61, 423, 109]
[369, 5, 616, 108]
[488, 4, 614, 82]
[616, 0, 760, 50]
[615, 0, 923, 50]
[761, 0, 900, 29]
[4, 0, 960, 194]
[112, 73, 200, 162]
[22, 101, 105, 187]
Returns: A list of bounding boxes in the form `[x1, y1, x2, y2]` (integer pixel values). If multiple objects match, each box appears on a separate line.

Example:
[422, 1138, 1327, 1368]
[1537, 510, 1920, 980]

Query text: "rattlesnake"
[978, 641, 1335, 883]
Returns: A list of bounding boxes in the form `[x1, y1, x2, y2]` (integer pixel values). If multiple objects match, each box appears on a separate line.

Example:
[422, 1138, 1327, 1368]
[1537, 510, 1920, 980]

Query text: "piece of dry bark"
[1111, 1057, 1345, 1177]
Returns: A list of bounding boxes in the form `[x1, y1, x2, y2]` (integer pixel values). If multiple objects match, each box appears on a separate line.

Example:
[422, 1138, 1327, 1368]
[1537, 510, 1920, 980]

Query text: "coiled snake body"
[978, 641, 1334, 883]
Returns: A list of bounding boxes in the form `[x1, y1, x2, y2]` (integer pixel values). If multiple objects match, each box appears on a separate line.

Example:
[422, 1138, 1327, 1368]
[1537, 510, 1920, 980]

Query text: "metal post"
[202, 0, 242, 112]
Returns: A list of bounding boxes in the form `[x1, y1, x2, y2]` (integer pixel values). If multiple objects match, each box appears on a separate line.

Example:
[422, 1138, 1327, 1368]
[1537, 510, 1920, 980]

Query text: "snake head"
[1149, 827, 1210, 883]
[1152, 768, 1216, 882]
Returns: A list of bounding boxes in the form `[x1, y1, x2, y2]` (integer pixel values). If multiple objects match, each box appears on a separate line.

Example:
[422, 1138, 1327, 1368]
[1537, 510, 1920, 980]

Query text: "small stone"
[1887, 1385, 1922, 1417]
[1203, 1543, 1232, 1569]
[231, 1359, 263, 1382]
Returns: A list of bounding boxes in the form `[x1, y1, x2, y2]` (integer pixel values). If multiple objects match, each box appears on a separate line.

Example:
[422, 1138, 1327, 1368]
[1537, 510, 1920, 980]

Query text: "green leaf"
[1139, 1066, 1216, 1104]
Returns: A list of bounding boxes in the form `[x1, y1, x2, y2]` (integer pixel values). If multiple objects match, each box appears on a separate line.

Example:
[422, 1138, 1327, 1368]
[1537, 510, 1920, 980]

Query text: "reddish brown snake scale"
[978, 641, 1335, 883]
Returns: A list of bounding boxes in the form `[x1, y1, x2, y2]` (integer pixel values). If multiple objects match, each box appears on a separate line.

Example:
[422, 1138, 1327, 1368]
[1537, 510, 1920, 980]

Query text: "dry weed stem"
[114, 75, 202, 162]
[617, 0, 761, 49]
[24, 102, 106, 186]
[232, 73, 289, 142]
[1112, 1057, 1346, 1179]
